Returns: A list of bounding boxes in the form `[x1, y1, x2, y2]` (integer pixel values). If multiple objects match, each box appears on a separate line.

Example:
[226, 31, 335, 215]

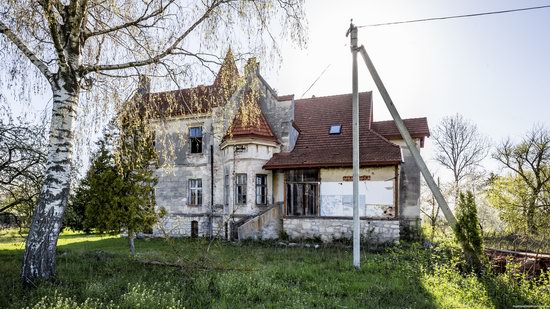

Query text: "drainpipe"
[210, 144, 214, 239]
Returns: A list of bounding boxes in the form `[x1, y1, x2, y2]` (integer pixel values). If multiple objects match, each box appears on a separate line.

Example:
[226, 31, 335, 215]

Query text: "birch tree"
[0, 0, 306, 285]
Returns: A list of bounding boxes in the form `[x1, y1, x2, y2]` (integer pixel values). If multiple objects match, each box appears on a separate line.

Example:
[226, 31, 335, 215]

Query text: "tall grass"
[0, 231, 548, 308]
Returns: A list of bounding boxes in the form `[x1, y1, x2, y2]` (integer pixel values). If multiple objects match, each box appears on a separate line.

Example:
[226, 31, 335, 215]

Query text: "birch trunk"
[21, 77, 79, 285]
[128, 230, 136, 256]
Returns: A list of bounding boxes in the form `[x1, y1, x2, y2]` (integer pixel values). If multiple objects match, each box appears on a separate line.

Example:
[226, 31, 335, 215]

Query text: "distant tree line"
[424, 113, 550, 241]
[0, 109, 47, 228]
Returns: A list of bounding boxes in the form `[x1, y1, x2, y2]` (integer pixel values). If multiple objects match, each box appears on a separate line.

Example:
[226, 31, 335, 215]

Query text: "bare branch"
[0, 20, 54, 82]
[40, 0, 68, 68]
[81, 0, 226, 74]
[84, 0, 176, 39]
[432, 113, 489, 188]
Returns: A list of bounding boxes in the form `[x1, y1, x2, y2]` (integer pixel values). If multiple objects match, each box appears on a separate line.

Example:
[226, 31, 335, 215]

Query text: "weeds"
[0, 231, 548, 308]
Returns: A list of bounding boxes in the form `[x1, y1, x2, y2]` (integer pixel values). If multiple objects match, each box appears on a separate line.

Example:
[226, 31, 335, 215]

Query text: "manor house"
[138, 50, 429, 243]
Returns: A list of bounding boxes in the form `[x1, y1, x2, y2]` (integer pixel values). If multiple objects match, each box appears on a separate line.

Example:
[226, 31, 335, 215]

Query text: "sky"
[4, 0, 550, 181]
[262, 0, 550, 179]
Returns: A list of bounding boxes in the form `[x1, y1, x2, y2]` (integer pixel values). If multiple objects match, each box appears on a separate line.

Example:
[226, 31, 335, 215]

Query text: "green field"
[0, 230, 548, 308]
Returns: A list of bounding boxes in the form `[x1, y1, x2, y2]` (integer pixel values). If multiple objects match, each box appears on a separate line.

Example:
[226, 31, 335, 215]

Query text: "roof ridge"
[257, 105, 276, 137]
[295, 91, 372, 102]
[367, 128, 401, 149]
[147, 84, 215, 96]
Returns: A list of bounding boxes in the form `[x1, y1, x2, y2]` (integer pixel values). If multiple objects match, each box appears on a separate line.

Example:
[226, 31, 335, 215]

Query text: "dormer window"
[329, 124, 342, 135]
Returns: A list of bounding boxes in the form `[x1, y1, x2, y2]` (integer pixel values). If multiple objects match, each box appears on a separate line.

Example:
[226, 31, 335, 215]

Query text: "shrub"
[455, 191, 484, 273]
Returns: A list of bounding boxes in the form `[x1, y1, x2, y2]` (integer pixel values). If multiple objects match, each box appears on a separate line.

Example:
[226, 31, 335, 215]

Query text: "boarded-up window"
[320, 180, 394, 217]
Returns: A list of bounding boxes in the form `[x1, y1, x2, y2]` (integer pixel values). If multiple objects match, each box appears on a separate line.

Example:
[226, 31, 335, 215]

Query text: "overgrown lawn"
[0, 231, 548, 308]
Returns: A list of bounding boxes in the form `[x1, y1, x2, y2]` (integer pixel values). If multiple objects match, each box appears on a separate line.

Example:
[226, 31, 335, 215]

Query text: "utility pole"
[356, 38, 457, 229]
[347, 21, 361, 269]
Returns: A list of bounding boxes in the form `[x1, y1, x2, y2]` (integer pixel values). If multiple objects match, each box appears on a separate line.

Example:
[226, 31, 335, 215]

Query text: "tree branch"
[84, 0, 176, 40]
[0, 20, 54, 82]
[40, 0, 68, 68]
[80, 0, 226, 74]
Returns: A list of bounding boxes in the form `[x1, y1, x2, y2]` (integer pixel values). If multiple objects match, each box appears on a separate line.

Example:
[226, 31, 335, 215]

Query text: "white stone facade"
[150, 67, 293, 238]
[147, 60, 424, 243]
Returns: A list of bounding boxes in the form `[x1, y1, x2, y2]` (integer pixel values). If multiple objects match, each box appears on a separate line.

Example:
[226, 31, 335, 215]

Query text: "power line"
[358, 4, 550, 28]
[300, 64, 331, 99]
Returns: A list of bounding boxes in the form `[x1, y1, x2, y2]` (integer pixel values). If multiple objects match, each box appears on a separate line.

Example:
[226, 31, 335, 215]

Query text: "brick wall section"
[283, 218, 400, 244]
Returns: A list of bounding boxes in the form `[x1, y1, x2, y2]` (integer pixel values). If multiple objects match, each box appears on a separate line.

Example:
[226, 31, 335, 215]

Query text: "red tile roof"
[141, 49, 239, 118]
[277, 94, 295, 101]
[224, 91, 277, 142]
[141, 85, 225, 118]
[372, 117, 430, 139]
[264, 92, 402, 169]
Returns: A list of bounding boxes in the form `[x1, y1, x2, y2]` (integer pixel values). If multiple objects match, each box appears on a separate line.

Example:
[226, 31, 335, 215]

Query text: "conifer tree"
[455, 191, 484, 274]
[76, 124, 157, 255]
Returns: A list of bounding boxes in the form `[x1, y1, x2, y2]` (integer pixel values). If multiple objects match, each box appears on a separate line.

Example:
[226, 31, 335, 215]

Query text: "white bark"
[21, 79, 79, 285]
[129, 230, 136, 256]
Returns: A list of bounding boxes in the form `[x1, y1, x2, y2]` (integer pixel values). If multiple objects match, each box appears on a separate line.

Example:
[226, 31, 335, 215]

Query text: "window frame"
[189, 127, 203, 154]
[255, 174, 268, 205]
[329, 124, 342, 135]
[191, 220, 199, 238]
[235, 173, 247, 205]
[188, 178, 202, 206]
[224, 173, 230, 206]
[285, 169, 320, 216]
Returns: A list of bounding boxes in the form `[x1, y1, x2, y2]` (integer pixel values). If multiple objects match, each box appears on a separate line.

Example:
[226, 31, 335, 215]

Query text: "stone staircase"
[237, 204, 283, 240]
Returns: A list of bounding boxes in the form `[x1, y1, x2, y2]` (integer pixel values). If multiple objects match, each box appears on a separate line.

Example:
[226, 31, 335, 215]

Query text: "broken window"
[189, 127, 202, 153]
[256, 174, 267, 205]
[285, 169, 319, 216]
[188, 179, 202, 205]
[235, 174, 247, 204]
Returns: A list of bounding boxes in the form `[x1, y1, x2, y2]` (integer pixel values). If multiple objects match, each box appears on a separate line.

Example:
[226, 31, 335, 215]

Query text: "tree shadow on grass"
[479, 270, 542, 308]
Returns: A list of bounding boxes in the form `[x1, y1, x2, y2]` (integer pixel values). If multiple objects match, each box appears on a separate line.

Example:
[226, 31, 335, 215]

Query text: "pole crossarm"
[357, 45, 458, 228]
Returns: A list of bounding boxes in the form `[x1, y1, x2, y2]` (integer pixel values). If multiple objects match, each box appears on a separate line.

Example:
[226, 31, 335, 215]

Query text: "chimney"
[244, 57, 259, 77]
[137, 75, 151, 95]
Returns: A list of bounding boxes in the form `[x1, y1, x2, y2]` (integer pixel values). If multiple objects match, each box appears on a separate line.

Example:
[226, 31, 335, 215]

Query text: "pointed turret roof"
[225, 90, 277, 142]
[213, 48, 239, 89]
